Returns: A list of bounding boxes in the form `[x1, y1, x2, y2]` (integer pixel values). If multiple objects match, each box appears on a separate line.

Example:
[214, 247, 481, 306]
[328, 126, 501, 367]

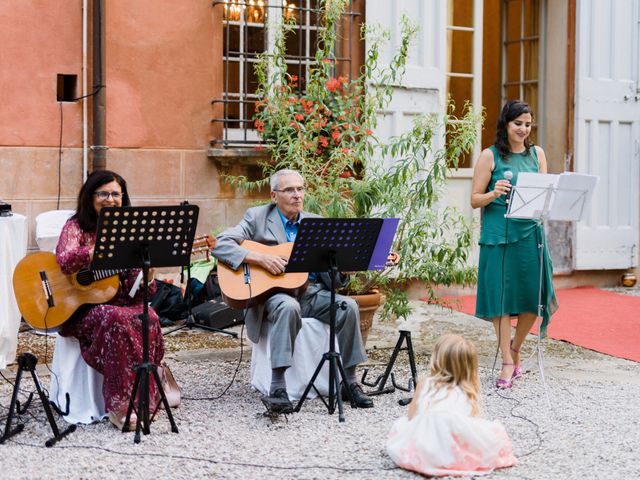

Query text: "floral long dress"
[55, 217, 165, 415]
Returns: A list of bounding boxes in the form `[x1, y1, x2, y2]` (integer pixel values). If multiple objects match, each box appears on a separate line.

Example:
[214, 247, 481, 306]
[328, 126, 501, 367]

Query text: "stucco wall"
[0, 1, 83, 146]
[106, 0, 216, 148]
[0, 1, 240, 249]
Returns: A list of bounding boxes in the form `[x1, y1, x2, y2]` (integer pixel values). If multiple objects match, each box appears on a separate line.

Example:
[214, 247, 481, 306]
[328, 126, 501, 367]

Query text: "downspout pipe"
[91, 0, 107, 171]
[82, 0, 88, 181]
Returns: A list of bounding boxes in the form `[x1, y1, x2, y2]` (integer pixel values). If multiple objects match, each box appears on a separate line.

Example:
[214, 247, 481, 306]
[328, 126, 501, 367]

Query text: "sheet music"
[507, 173, 559, 220]
[549, 172, 599, 222]
[507, 172, 598, 222]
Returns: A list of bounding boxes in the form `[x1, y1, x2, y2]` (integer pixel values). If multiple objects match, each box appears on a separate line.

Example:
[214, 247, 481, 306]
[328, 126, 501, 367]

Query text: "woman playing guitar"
[54, 170, 164, 430]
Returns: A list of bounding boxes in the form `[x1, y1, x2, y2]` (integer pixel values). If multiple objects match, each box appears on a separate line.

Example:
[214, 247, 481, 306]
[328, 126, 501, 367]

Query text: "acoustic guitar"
[13, 235, 215, 331]
[217, 240, 309, 309]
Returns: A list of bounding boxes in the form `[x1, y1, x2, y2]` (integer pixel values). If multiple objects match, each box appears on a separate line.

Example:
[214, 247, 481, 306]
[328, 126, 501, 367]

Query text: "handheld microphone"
[503, 170, 513, 204]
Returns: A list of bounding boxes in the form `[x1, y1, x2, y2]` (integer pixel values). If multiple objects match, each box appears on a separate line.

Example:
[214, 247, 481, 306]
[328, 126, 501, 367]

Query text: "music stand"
[289, 217, 398, 422]
[506, 172, 597, 404]
[92, 204, 199, 443]
[164, 201, 237, 338]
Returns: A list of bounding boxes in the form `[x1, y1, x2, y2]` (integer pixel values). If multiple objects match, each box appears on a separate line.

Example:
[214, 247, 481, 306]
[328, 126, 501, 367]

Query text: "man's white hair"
[270, 169, 304, 191]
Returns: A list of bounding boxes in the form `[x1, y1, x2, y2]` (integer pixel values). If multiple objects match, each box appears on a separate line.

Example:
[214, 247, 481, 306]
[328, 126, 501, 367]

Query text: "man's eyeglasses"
[273, 186, 305, 195]
[94, 191, 123, 200]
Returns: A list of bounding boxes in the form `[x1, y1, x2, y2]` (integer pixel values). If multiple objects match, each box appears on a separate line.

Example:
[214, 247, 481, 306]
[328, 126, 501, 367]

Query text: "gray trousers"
[263, 283, 368, 370]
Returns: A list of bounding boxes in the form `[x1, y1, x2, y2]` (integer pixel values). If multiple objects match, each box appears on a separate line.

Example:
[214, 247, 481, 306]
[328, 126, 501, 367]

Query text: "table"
[0, 213, 27, 369]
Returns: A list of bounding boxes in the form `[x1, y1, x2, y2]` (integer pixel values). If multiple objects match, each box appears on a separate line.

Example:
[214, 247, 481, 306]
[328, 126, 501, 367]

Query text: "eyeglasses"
[273, 186, 305, 195]
[94, 191, 123, 200]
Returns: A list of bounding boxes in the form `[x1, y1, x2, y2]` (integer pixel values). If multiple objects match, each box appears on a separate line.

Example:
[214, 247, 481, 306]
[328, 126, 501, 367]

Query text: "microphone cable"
[181, 268, 250, 402]
[491, 189, 511, 381]
[490, 171, 544, 458]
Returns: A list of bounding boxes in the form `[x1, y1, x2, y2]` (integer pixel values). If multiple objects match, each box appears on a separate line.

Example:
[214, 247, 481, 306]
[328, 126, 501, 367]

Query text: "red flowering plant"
[230, 0, 481, 320]
[244, 0, 391, 218]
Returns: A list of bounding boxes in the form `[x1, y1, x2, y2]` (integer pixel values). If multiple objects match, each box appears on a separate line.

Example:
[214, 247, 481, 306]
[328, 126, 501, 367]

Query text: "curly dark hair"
[73, 170, 131, 232]
[494, 100, 534, 161]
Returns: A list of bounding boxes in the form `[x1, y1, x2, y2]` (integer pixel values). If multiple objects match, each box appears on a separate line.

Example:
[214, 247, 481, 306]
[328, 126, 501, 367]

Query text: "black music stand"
[289, 217, 397, 422]
[164, 201, 237, 338]
[92, 204, 199, 443]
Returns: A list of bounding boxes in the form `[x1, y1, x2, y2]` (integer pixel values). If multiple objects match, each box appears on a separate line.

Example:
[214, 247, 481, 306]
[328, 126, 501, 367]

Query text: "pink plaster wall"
[106, 0, 215, 148]
[0, 0, 83, 147]
[0, 1, 216, 150]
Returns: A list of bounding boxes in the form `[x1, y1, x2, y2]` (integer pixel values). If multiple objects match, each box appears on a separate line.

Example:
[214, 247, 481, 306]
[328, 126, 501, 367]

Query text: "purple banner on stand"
[368, 218, 399, 270]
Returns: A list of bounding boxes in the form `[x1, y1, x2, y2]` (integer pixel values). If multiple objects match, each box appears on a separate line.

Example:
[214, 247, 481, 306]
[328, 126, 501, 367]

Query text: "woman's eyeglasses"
[94, 191, 123, 200]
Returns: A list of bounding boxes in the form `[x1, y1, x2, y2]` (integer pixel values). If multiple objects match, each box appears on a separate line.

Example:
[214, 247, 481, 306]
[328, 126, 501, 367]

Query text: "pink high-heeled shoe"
[510, 341, 523, 380]
[496, 363, 514, 389]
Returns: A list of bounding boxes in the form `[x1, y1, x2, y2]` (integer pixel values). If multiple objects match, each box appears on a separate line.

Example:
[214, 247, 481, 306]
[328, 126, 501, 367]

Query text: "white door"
[573, 0, 640, 269]
[365, 0, 446, 154]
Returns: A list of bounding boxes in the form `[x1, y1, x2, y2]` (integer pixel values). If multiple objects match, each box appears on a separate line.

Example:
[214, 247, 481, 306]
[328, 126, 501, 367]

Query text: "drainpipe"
[82, 0, 88, 181]
[91, 0, 107, 171]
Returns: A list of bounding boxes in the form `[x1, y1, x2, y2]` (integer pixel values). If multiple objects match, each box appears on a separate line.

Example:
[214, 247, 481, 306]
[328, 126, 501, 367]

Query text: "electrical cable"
[6, 436, 397, 473]
[56, 85, 104, 210]
[490, 172, 544, 458]
[181, 278, 250, 402]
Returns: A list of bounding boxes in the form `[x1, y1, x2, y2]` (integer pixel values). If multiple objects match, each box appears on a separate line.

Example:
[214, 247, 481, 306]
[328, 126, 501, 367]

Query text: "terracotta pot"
[350, 290, 382, 347]
[621, 272, 637, 288]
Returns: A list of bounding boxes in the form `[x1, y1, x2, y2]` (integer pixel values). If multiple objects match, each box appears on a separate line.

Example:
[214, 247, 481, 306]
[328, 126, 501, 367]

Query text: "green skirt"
[475, 225, 558, 337]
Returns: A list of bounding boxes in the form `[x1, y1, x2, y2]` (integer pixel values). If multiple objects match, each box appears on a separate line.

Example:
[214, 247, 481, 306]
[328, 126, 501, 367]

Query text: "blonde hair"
[428, 334, 483, 416]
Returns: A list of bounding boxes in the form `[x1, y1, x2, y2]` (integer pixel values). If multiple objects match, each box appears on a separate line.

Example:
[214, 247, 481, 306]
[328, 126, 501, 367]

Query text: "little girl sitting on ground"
[386, 334, 517, 477]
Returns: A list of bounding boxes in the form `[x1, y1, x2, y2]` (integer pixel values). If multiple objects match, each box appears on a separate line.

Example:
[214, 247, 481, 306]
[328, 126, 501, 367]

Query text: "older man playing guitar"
[212, 169, 373, 413]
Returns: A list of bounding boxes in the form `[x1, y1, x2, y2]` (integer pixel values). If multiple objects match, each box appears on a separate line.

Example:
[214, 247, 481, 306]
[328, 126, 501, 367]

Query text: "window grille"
[502, 0, 544, 143]
[446, 0, 483, 168]
[212, 0, 356, 148]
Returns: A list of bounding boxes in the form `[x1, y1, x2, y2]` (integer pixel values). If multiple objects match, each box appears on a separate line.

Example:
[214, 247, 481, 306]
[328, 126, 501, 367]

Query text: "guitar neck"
[91, 269, 124, 281]
[75, 268, 125, 286]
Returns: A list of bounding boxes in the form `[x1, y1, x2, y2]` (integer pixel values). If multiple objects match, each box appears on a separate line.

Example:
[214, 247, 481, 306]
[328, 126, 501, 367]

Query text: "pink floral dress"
[55, 217, 165, 415]
[386, 378, 517, 477]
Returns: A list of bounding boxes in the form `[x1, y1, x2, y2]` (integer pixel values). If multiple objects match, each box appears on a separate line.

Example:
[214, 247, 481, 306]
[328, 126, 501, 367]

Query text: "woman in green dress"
[471, 100, 558, 389]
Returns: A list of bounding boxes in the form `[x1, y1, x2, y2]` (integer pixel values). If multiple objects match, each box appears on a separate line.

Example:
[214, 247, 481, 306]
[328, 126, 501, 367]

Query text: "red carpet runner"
[435, 286, 640, 363]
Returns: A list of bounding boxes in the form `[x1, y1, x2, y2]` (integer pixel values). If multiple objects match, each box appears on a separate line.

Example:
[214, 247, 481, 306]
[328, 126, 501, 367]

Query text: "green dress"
[475, 145, 558, 336]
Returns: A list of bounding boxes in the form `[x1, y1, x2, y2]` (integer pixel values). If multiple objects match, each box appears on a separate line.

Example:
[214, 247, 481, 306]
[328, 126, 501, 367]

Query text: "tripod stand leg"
[331, 353, 350, 422]
[27, 369, 77, 447]
[151, 368, 179, 433]
[135, 368, 154, 443]
[294, 354, 328, 412]
[0, 364, 26, 443]
[124, 366, 142, 435]
[165, 313, 239, 338]
[405, 332, 417, 384]
[0, 353, 76, 447]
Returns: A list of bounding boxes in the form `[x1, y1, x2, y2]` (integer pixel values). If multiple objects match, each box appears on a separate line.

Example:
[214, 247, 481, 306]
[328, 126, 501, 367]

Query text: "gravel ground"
[1, 300, 639, 480]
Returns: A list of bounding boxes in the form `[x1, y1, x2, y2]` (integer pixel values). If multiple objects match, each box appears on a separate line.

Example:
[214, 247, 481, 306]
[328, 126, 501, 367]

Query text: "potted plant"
[229, 0, 480, 342]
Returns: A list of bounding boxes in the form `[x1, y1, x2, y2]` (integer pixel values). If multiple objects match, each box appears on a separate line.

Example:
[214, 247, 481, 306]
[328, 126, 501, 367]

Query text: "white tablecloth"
[0, 213, 27, 369]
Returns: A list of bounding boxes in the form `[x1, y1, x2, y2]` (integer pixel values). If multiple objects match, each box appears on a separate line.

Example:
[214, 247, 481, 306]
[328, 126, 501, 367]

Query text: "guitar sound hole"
[76, 269, 94, 286]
